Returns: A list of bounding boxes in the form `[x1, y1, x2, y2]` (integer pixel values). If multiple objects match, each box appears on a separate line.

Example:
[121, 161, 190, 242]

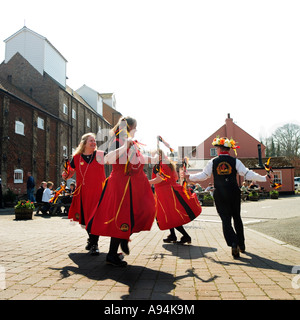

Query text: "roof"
[100, 93, 114, 99]
[0, 76, 45, 112]
[4, 26, 68, 62]
[240, 157, 294, 169]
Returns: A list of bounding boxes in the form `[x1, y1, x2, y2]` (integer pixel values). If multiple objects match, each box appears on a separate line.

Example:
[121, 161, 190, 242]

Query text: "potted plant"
[14, 200, 35, 220]
[270, 190, 279, 199]
[248, 191, 259, 201]
[202, 194, 214, 206]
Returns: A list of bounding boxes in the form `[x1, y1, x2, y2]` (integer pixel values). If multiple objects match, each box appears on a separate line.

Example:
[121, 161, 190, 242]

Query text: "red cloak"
[153, 164, 202, 230]
[68, 150, 106, 226]
[87, 145, 156, 239]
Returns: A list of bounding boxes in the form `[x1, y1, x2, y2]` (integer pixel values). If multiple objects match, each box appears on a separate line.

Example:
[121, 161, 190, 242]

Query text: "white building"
[76, 84, 116, 117]
[4, 26, 67, 88]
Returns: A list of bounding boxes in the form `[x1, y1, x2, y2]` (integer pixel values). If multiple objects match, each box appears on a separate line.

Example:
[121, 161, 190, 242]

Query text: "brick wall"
[0, 53, 60, 117]
[0, 91, 59, 194]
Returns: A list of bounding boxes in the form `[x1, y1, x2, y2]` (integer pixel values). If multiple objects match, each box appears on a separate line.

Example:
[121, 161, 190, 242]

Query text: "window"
[87, 118, 90, 128]
[273, 171, 282, 185]
[14, 169, 23, 183]
[63, 146, 68, 157]
[72, 109, 76, 119]
[63, 103, 68, 115]
[15, 121, 24, 135]
[210, 148, 217, 157]
[37, 117, 44, 130]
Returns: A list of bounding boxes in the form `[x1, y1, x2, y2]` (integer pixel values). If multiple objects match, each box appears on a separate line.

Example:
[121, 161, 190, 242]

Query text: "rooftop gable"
[4, 26, 68, 62]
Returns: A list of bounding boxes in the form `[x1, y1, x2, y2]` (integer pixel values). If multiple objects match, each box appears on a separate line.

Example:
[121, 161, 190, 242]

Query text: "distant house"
[179, 114, 266, 160]
[179, 114, 295, 194]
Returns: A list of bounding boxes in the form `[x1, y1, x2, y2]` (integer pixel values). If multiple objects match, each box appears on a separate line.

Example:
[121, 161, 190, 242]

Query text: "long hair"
[73, 133, 96, 156]
[107, 116, 137, 148]
[111, 116, 136, 136]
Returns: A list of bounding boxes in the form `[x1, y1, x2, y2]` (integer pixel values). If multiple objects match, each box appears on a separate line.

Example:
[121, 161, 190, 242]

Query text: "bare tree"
[272, 123, 300, 158]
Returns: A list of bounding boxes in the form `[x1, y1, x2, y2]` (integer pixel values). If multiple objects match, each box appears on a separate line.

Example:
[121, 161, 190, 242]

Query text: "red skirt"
[155, 183, 202, 230]
[87, 165, 156, 239]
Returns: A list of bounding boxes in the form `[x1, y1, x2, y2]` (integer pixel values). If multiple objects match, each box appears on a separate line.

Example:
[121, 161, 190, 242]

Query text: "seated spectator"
[36, 181, 47, 203]
[41, 181, 54, 215]
[240, 182, 249, 201]
[35, 181, 47, 214]
[193, 183, 203, 194]
[61, 182, 76, 215]
[205, 183, 215, 196]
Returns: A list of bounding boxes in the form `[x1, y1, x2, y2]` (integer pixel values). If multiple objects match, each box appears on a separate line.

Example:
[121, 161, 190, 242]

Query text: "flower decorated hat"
[212, 136, 240, 155]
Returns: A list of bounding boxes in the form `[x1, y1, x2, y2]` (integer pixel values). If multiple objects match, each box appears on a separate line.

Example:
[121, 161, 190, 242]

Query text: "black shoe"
[89, 244, 100, 256]
[120, 239, 130, 255]
[85, 239, 92, 251]
[163, 235, 177, 243]
[239, 245, 246, 253]
[177, 235, 192, 245]
[232, 244, 240, 259]
[106, 254, 127, 267]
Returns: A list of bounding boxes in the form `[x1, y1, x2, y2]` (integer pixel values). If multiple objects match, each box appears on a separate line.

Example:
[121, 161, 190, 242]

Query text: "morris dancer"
[62, 133, 106, 255]
[87, 117, 156, 267]
[149, 137, 201, 244]
[185, 136, 273, 258]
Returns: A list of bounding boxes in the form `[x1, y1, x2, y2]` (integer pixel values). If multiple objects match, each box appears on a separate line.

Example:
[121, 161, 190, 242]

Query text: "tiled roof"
[0, 76, 46, 112]
[240, 157, 293, 169]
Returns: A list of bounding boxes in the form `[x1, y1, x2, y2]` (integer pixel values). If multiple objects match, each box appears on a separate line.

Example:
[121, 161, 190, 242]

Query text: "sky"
[1, 0, 300, 152]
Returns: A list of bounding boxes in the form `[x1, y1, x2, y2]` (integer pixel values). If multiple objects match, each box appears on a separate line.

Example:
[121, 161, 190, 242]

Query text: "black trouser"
[87, 231, 99, 245]
[214, 188, 244, 248]
[169, 226, 190, 238]
[108, 237, 122, 255]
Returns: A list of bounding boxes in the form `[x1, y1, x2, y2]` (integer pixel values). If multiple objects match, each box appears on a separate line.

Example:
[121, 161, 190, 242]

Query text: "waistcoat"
[212, 155, 238, 190]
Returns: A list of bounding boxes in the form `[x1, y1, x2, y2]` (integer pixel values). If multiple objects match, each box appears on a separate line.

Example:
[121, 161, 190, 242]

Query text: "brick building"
[0, 27, 116, 197]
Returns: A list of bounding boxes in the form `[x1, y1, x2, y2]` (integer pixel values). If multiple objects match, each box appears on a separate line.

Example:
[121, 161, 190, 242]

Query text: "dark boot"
[106, 253, 127, 267]
[163, 234, 177, 243]
[177, 235, 192, 245]
[232, 243, 240, 259]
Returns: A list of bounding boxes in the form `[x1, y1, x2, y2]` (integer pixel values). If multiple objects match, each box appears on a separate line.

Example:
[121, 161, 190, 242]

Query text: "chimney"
[258, 144, 264, 168]
[225, 114, 234, 138]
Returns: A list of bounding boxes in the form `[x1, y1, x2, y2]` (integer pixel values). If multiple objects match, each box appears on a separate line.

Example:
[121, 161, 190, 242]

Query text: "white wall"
[5, 29, 44, 75]
[77, 85, 103, 116]
[44, 41, 66, 87]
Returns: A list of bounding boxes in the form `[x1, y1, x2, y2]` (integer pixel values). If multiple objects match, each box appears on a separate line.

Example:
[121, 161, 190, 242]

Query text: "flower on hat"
[212, 136, 240, 155]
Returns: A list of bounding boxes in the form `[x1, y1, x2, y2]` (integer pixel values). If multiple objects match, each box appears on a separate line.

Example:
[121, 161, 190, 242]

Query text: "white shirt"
[42, 188, 53, 202]
[189, 156, 267, 183]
